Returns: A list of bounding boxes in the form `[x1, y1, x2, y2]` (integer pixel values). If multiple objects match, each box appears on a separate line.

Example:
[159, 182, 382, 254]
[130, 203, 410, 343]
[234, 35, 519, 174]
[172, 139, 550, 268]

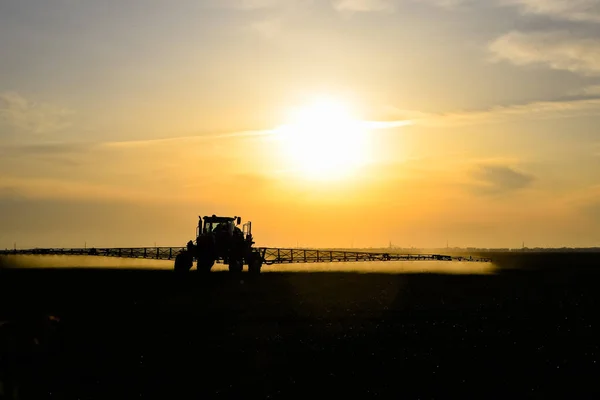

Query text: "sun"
[274, 98, 369, 180]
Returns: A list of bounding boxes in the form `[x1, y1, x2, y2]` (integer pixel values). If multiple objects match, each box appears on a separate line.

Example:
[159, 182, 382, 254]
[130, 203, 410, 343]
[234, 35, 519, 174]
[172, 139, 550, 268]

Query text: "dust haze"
[0, 255, 495, 274]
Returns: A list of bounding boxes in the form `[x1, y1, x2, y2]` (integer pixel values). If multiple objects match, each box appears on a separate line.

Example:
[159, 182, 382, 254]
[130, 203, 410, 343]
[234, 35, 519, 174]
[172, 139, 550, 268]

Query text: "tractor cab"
[197, 215, 241, 240]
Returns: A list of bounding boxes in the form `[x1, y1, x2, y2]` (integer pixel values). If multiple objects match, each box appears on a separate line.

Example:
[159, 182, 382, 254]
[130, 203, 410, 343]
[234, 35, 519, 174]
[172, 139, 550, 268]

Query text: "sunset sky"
[2, 0, 600, 249]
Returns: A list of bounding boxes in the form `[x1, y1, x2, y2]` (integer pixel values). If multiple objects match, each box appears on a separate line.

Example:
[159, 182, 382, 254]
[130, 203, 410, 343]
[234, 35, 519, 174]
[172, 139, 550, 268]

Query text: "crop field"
[1, 253, 599, 398]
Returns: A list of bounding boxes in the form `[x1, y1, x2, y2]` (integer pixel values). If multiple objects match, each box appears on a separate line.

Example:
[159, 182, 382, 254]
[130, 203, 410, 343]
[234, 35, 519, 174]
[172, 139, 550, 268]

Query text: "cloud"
[0, 142, 91, 156]
[0, 142, 93, 167]
[580, 85, 600, 96]
[332, 0, 395, 12]
[565, 84, 600, 99]
[0, 92, 73, 135]
[416, 0, 470, 7]
[489, 30, 600, 76]
[469, 164, 535, 195]
[502, 0, 600, 23]
[383, 96, 600, 128]
[331, 0, 470, 12]
[360, 120, 414, 129]
[228, 0, 313, 38]
[227, 0, 290, 9]
[96, 96, 600, 141]
[101, 129, 275, 149]
[229, 0, 600, 18]
[100, 120, 414, 149]
[228, 0, 314, 13]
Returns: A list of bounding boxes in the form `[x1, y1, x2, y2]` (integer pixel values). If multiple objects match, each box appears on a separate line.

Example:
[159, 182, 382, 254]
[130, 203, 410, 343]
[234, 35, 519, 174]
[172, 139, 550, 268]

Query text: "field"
[1, 253, 600, 398]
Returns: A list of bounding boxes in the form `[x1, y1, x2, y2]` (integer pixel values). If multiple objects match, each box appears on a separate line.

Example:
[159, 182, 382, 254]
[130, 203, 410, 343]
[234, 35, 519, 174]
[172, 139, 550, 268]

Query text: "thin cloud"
[101, 129, 277, 149]
[226, 0, 292, 9]
[334, 0, 600, 20]
[502, 0, 600, 23]
[415, 0, 471, 7]
[232, 1, 312, 38]
[469, 164, 535, 195]
[0, 142, 92, 167]
[565, 84, 600, 99]
[101, 96, 600, 150]
[489, 30, 600, 76]
[360, 120, 414, 129]
[0, 92, 73, 135]
[0, 142, 92, 156]
[384, 97, 600, 127]
[100, 120, 413, 149]
[580, 85, 600, 96]
[331, 0, 469, 12]
[332, 0, 395, 12]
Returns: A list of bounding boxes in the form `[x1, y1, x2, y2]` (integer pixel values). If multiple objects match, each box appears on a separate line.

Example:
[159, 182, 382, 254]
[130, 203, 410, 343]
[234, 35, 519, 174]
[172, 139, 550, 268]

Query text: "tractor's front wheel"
[174, 251, 193, 273]
[197, 256, 214, 273]
[247, 253, 263, 275]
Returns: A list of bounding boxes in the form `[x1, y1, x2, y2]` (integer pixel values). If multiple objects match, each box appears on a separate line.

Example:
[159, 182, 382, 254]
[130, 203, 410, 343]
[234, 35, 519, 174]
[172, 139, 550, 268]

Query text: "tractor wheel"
[174, 251, 193, 273]
[228, 258, 243, 273]
[197, 257, 214, 273]
[248, 254, 263, 275]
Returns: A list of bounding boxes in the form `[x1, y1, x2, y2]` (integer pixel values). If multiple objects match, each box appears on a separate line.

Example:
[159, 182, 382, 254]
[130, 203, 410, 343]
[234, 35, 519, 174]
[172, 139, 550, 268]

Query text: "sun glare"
[275, 98, 369, 180]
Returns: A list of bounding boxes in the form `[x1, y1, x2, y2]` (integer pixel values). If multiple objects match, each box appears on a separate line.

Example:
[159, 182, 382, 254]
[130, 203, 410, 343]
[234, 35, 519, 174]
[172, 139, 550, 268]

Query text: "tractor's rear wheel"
[248, 253, 263, 275]
[174, 251, 193, 273]
[228, 258, 243, 273]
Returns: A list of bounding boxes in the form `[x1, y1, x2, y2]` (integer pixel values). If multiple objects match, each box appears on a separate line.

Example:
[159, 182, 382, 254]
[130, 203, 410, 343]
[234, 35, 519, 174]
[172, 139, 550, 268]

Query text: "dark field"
[1, 253, 600, 399]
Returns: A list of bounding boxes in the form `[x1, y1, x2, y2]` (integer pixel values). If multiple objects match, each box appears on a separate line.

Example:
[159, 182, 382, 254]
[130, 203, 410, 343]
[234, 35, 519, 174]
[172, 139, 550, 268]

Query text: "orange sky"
[2, 0, 600, 248]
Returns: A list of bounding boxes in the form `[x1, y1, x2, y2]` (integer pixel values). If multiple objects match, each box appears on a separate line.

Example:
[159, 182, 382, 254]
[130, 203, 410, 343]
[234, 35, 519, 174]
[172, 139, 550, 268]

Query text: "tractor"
[174, 215, 264, 274]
